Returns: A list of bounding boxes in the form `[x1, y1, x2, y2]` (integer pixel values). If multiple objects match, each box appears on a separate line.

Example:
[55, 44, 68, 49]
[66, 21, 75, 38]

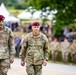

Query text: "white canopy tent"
[0, 3, 19, 22]
[4, 15, 20, 22]
[47, 10, 57, 20]
[47, 15, 55, 20]
[17, 10, 32, 19]
[32, 10, 42, 19]
[17, 6, 57, 20]
[0, 3, 10, 17]
[32, 10, 57, 20]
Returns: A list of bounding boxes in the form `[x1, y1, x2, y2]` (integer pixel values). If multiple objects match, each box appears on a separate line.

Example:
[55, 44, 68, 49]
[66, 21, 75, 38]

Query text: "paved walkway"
[7, 58, 76, 75]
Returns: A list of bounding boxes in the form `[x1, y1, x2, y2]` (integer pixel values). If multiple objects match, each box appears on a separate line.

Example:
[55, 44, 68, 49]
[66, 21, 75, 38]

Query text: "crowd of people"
[22, 22, 53, 38]
[0, 14, 76, 75]
[13, 22, 76, 65]
[21, 22, 76, 42]
[14, 34, 25, 57]
[14, 32, 76, 64]
[13, 22, 76, 64]
[4, 21, 19, 31]
[49, 37, 76, 64]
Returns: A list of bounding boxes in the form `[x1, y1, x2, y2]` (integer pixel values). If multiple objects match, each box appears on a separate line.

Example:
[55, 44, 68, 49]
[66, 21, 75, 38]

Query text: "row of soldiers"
[49, 37, 76, 64]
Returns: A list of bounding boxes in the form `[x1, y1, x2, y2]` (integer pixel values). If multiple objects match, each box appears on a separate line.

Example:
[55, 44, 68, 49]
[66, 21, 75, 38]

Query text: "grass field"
[7, 8, 24, 17]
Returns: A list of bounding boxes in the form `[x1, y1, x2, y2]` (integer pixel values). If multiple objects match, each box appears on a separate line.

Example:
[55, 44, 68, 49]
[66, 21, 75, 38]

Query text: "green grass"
[7, 8, 24, 17]
[8, 9, 23, 13]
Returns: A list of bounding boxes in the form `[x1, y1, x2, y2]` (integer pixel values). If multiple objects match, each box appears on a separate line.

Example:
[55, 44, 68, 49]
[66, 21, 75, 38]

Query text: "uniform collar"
[0, 26, 6, 33]
[30, 32, 41, 38]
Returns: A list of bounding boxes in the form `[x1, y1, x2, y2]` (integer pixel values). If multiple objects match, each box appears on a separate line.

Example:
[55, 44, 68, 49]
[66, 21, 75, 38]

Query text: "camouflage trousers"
[71, 53, 76, 63]
[0, 59, 10, 75]
[52, 51, 58, 61]
[26, 63, 42, 75]
[62, 52, 68, 62]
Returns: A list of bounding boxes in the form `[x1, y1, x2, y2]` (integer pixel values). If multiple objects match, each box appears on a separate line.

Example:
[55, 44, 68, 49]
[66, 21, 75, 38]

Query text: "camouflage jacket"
[50, 41, 59, 51]
[20, 32, 49, 65]
[61, 41, 70, 52]
[70, 44, 76, 54]
[0, 26, 15, 59]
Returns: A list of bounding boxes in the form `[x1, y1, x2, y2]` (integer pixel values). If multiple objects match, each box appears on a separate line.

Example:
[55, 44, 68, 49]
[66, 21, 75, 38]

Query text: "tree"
[24, 0, 76, 37]
[0, 0, 8, 6]
[15, 3, 26, 9]
[0, 0, 25, 9]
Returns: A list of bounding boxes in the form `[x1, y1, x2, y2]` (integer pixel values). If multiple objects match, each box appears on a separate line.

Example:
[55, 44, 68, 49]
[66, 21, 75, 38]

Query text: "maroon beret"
[32, 22, 40, 26]
[0, 15, 5, 20]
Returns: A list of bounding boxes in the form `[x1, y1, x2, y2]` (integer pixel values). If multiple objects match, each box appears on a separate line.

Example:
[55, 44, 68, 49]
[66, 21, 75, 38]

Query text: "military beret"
[32, 22, 40, 26]
[0, 15, 5, 20]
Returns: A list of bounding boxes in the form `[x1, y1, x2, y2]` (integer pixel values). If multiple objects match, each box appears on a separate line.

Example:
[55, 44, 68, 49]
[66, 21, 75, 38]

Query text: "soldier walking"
[61, 38, 70, 63]
[19, 22, 49, 75]
[70, 39, 76, 64]
[0, 15, 15, 75]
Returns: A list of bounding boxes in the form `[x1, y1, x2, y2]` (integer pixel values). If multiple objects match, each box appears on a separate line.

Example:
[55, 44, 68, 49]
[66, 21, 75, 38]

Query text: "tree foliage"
[0, 0, 26, 9]
[25, 0, 76, 37]
[0, 0, 8, 6]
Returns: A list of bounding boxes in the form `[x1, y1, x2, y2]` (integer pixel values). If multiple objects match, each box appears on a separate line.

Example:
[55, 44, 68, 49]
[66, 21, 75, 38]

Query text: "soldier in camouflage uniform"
[61, 38, 70, 63]
[20, 22, 49, 75]
[50, 37, 59, 61]
[70, 39, 76, 63]
[0, 15, 15, 75]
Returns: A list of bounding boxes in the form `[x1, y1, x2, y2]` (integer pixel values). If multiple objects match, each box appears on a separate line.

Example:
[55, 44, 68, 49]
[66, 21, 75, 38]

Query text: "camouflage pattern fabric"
[50, 41, 59, 60]
[0, 26, 15, 59]
[61, 41, 70, 62]
[0, 26, 15, 75]
[20, 32, 49, 65]
[70, 44, 76, 63]
[0, 59, 10, 75]
[26, 63, 42, 75]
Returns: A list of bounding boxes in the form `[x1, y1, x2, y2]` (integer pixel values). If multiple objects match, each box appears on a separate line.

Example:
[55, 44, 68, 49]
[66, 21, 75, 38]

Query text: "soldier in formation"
[61, 38, 70, 63]
[0, 15, 15, 75]
[70, 39, 76, 63]
[19, 22, 49, 75]
[50, 37, 59, 61]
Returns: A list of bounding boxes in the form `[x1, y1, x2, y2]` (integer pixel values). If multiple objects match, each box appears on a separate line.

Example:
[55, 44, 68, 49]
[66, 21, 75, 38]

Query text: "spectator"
[61, 38, 70, 63]
[14, 34, 21, 57]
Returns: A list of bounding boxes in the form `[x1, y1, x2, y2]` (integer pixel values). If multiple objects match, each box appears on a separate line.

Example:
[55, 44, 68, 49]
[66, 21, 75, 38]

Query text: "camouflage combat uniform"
[70, 44, 76, 63]
[61, 41, 70, 62]
[20, 32, 49, 75]
[0, 26, 15, 75]
[50, 41, 59, 61]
